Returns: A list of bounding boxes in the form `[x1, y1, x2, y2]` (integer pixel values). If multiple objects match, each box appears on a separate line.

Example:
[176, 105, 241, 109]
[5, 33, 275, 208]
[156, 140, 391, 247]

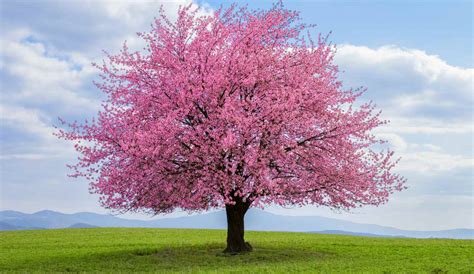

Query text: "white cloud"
[0, 105, 53, 141]
[377, 132, 408, 151]
[83, 0, 202, 51]
[381, 117, 473, 134]
[1, 31, 101, 115]
[336, 45, 473, 121]
[376, 131, 472, 174]
[0, 104, 73, 160]
[93, 0, 212, 22]
[398, 150, 473, 174]
[336, 45, 473, 175]
[0, 0, 213, 57]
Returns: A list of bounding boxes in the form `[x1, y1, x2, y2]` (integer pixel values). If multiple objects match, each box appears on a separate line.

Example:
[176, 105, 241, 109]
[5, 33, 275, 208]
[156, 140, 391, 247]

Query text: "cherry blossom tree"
[57, 3, 405, 253]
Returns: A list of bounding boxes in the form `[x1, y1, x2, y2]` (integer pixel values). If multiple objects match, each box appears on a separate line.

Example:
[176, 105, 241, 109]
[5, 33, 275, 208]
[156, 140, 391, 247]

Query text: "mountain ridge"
[0, 209, 472, 239]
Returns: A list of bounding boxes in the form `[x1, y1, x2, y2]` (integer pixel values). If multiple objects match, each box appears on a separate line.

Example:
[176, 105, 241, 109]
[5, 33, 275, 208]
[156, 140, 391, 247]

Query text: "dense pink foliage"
[57, 3, 405, 214]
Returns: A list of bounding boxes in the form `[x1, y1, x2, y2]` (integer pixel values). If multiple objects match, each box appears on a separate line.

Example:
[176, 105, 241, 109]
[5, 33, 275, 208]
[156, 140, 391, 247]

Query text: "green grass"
[0, 228, 472, 273]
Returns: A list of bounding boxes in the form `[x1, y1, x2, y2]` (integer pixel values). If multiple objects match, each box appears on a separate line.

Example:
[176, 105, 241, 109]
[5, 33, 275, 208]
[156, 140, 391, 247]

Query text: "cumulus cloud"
[0, 105, 53, 141]
[395, 144, 473, 174]
[399, 151, 472, 174]
[336, 45, 473, 121]
[1, 31, 101, 115]
[378, 118, 472, 134]
[376, 131, 472, 174]
[0, 104, 73, 160]
[0, 28, 99, 160]
[334, 45, 473, 176]
[0, 0, 212, 56]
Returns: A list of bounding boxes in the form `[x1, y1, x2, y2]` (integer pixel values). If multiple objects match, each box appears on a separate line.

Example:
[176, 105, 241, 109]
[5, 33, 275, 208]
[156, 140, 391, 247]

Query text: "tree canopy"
[57, 3, 405, 216]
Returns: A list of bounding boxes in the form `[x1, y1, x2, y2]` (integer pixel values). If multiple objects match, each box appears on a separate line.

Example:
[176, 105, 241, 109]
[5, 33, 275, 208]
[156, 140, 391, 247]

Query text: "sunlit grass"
[1, 228, 472, 273]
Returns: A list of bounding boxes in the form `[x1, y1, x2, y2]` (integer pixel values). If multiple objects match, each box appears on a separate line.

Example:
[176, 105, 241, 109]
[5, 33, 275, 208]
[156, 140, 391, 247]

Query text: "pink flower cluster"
[57, 3, 405, 214]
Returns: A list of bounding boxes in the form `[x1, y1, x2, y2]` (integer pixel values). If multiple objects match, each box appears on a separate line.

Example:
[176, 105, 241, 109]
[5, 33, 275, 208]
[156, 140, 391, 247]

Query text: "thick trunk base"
[223, 199, 252, 254]
[223, 241, 253, 254]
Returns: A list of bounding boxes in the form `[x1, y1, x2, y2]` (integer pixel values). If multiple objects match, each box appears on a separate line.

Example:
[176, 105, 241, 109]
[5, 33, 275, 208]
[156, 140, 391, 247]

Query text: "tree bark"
[223, 199, 252, 254]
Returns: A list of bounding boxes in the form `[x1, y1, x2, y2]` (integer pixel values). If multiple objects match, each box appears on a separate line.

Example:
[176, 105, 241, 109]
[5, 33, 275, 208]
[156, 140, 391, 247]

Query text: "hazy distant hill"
[312, 230, 407, 238]
[0, 209, 472, 239]
[0, 221, 42, 231]
[67, 223, 99, 229]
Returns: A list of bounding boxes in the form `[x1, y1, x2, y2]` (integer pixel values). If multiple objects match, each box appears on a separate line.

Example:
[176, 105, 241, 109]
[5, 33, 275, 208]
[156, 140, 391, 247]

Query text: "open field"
[0, 228, 472, 273]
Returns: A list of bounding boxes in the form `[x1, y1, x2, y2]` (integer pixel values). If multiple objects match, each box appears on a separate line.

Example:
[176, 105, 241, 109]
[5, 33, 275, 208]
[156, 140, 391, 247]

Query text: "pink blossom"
[56, 3, 405, 215]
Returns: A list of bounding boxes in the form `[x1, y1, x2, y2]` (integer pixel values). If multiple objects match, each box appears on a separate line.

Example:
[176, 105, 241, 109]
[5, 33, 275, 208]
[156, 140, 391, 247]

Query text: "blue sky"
[0, 0, 472, 230]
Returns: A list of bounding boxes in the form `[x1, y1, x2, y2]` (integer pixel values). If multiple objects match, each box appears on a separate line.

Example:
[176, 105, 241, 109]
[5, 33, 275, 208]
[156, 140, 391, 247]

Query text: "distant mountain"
[312, 230, 407, 238]
[0, 221, 42, 230]
[1, 209, 472, 239]
[67, 223, 98, 228]
[0, 210, 148, 229]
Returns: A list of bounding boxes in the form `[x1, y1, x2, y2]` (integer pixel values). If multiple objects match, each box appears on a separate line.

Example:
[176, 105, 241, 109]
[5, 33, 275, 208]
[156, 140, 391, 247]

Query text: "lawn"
[0, 228, 472, 273]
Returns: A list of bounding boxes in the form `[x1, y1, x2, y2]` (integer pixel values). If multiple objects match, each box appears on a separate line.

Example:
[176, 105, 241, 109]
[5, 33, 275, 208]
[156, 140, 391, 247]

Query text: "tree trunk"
[223, 199, 252, 254]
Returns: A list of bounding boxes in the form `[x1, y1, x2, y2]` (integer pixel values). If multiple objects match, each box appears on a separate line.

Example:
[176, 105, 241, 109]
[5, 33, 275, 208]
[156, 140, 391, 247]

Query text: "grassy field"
[0, 228, 472, 273]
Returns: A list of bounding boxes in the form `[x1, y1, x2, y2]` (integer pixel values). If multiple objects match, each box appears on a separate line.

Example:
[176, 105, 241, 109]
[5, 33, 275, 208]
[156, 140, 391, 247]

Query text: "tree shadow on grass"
[4, 243, 332, 272]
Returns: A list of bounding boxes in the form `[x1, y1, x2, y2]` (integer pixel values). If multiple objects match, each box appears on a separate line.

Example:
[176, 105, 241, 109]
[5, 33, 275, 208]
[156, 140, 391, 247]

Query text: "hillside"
[0, 228, 472, 273]
[1, 209, 472, 239]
